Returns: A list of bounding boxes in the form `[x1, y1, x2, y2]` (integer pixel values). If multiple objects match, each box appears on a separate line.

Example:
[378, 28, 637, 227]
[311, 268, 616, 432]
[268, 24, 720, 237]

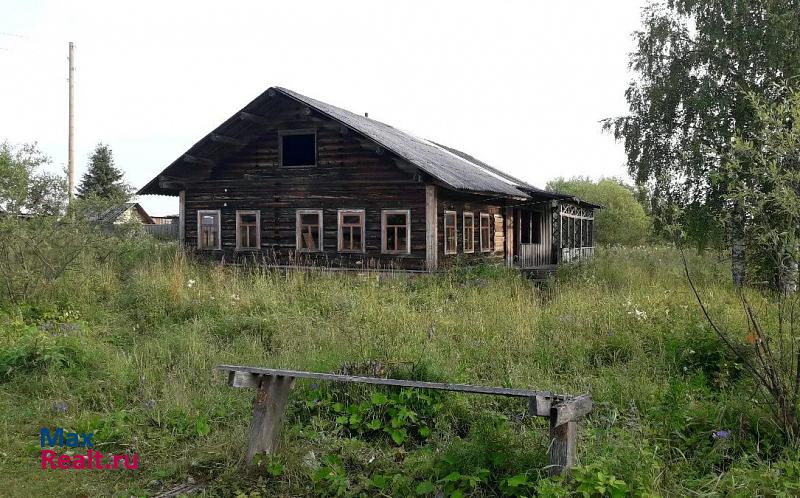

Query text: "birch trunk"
[730, 203, 746, 288]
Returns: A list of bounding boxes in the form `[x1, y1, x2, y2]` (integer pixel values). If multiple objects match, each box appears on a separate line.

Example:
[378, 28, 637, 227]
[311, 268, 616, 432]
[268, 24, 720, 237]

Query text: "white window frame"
[480, 213, 492, 252]
[462, 211, 475, 253]
[197, 209, 222, 250]
[444, 210, 457, 255]
[235, 210, 261, 251]
[337, 209, 366, 253]
[279, 129, 317, 167]
[381, 209, 411, 254]
[296, 209, 323, 252]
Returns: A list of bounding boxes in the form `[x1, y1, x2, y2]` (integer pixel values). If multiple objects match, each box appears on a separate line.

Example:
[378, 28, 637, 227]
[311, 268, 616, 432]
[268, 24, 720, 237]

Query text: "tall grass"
[0, 240, 798, 496]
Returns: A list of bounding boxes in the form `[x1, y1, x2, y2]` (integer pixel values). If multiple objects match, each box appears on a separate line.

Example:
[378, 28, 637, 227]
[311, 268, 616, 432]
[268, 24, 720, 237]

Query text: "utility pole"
[68, 42, 75, 201]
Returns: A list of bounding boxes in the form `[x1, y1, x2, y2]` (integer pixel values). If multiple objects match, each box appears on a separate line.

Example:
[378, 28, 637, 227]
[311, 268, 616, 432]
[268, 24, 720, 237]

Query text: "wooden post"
[246, 375, 293, 464]
[547, 394, 590, 475]
[178, 190, 186, 247]
[505, 207, 514, 266]
[425, 185, 438, 271]
[548, 418, 577, 475]
[67, 42, 76, 201]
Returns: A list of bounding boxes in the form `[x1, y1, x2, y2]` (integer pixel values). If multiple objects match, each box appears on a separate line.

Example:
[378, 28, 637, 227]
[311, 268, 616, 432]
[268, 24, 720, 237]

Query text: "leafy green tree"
[604, 0, 800, 281]
[547, 177, 651, 246]
[77, 143, 130, 202]
[723, 88, 800, 292]
[0, 141, 66, 216]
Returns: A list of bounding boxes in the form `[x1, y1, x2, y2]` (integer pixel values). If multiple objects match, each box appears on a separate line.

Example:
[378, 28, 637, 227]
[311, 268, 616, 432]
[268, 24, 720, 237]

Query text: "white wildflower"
[187, 279, 196, 288]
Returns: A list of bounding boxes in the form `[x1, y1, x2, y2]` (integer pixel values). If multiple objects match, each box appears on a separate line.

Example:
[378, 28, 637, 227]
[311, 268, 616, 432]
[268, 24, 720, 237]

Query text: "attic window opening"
[280, 130, 316, 167]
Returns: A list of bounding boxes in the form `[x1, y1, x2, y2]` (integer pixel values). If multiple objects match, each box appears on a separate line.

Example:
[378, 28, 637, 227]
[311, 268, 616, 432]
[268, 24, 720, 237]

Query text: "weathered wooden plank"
[183, 154, 215, 167]
[528, 395, 552, 417]
[178, 190, 185, 247]
[548, 419, 577, 475]
[425, 185, 438, 271]
[246, 375, 294, 464]
[228, 370, 261, 388]
[239, 111, 272, 125]
[505, 206, 514, 266]
[551, 394, 592, 427]
[218, 365, 561, 402]
[211, 134, 248, 147]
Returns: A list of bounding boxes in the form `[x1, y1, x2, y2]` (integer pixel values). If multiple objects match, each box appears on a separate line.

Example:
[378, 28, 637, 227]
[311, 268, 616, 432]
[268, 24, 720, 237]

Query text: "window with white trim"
[235, 210, 260, 250]
[381, 209, 410, 254]
[463, 212, 474, 253]
[197, 210, 221, 250]
[338, 209, 365, 252]
[296, 209, 323, 252]
[480, 213, 492, 252]
[444, 211, 457, 255]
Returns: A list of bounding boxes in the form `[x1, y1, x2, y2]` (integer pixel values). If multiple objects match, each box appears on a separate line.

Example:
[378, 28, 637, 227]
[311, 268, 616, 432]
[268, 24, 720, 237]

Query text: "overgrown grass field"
[1, 242, 798, 496]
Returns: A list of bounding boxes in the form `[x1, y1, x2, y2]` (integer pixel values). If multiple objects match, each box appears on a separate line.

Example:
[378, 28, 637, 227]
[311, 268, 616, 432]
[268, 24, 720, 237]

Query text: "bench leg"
[548, 419, 577, 476]
[246, 375, 293, 465]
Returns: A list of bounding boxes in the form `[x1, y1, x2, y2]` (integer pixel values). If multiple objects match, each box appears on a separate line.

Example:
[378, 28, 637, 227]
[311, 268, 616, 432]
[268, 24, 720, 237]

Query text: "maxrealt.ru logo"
[40, 428, 138, 470]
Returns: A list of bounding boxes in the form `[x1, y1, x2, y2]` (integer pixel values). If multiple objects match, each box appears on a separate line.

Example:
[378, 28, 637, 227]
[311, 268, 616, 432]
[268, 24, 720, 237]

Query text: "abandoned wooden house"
[138, 87, 598, 271]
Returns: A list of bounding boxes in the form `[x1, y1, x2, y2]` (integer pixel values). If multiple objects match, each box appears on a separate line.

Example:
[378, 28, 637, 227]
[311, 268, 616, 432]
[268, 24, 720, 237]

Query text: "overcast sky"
[1, 0, 646, 215]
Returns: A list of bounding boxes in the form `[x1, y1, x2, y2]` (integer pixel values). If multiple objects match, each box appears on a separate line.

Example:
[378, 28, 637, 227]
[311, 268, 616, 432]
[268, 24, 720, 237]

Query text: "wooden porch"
[509, 201, 596, 271]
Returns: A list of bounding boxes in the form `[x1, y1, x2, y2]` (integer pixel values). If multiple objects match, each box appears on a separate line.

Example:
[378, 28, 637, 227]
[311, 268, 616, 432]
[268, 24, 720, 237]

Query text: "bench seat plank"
[218, 364, 564, 401]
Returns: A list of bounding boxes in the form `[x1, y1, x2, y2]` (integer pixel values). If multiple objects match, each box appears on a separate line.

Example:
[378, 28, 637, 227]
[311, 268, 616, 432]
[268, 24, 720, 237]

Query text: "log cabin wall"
[436, 189, 506, 267]
[182, 98, 428, 270]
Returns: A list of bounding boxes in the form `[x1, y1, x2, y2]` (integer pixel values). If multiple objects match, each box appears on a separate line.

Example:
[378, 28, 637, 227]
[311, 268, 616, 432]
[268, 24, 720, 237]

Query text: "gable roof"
[138, 86, 589, 205]
[88, 202, 154, 225]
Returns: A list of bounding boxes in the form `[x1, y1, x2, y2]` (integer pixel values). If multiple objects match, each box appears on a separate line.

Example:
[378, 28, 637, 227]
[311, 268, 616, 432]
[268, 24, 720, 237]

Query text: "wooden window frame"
[381, 209, 411, 254]
[235, 210, 261, 251]
[337, 209, 366, 253]
[296, 209, 323, 252]
[197, 209, 222, 251]
[480, 213, 492, 252]
[444, 210, 457, 255]
[462, 211, 475, 253]
[279, 129, 317, 168]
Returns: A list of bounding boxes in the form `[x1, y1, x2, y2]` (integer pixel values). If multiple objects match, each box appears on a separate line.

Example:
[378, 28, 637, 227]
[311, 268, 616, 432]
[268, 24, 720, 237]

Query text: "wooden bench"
[218, 365, 593, 475]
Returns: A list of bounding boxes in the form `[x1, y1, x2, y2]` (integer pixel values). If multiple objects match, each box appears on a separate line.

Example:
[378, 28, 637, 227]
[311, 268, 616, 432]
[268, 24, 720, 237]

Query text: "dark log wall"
[436, 189, 506, 266]
[182, 97, 427, 269]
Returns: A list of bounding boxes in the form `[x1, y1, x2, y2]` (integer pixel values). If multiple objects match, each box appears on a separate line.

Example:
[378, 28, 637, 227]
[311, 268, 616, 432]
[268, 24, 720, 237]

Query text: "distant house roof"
[88, 202, 154, 225]
[138, 86, 596, 206]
